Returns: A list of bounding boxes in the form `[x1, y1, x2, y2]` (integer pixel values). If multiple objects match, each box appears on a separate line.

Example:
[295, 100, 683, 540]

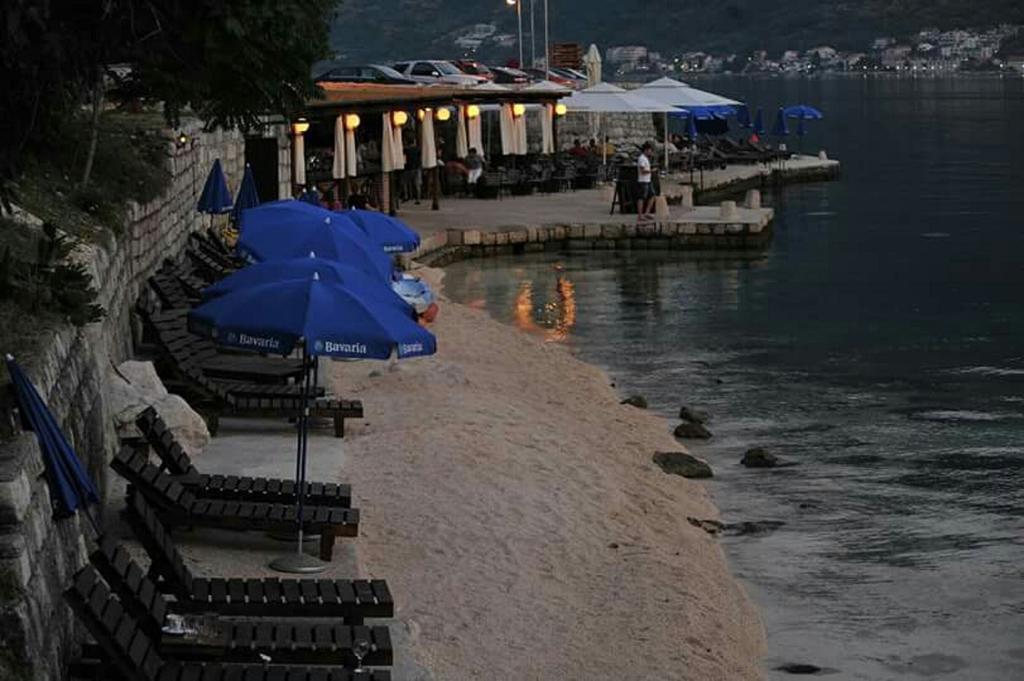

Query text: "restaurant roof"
[306, 82, 564, 118]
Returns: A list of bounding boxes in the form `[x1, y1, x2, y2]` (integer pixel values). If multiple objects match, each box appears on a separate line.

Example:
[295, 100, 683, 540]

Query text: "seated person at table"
[465, 148, 484, 185]
[568, 138, 588, 157]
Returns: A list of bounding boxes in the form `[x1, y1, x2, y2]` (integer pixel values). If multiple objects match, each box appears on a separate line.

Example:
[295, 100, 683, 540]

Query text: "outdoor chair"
[116, 494, 393, 622]
[111, 445, 358, 561]
[71, 564, 393, 667]
[132, 406, 352, 508]
[64, 575, 392, 681]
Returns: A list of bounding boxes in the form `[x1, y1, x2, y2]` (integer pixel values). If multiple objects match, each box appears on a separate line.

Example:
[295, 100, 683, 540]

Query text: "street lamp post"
[544, 0, 550, 77]
[506, 0, 523, 68]
[530, 0, 536, 68]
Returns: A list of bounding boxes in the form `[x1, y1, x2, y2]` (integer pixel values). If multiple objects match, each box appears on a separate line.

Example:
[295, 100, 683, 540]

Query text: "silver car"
[392, 60, 488, 86]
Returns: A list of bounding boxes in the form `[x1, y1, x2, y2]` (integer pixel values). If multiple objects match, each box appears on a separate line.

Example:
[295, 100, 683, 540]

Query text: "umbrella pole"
[270, 348, 327, 573]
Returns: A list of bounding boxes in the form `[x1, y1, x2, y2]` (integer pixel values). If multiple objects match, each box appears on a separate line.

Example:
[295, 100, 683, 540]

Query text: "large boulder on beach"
[620, 394, 648, 409]
[653, 451, 713, 479]
[741, 447, 779, 468]
[674, 421, 712, 439]
[678, 405, 709, 424]
[107, 360, 209, 454]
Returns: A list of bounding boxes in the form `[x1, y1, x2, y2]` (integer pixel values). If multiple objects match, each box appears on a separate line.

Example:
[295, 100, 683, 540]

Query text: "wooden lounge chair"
[132, 406, 352, 508]
[64, 573, 391, 681]
[111, 446, 358, 561]
[73, 563, 393, 667]
[116, 495, 393, 621]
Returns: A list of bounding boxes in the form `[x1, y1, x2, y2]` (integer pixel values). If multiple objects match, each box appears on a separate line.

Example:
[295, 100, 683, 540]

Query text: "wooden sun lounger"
[133, 406, 352, 508]
[64, 573, 391, 681]
[74, 563, 393, 667]
[111, 446, 358, 561]
[117, 495, 393, 622]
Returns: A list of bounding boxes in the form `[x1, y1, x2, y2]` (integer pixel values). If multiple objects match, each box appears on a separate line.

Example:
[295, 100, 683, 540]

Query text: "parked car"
[314, 64, 418, 85]
[452, 59, 494, 81]
[488, 66, 531, 84]
[392, 60, 488, 85]
[523, 67, 577, 88]
[550, 67, 589, 86]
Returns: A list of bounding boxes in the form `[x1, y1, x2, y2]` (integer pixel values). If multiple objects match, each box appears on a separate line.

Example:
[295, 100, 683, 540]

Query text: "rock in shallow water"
[653, 451, 713, 478]
[741, 447, 779, 468]
[678, 405, 709, 424]
[775, 663, 824, 674]
[674, 421, 712, 439]
[620, 394, 648, 408]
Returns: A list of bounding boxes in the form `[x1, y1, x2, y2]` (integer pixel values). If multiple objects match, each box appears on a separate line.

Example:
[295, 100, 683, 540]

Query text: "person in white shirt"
[636, 142, 656, 221]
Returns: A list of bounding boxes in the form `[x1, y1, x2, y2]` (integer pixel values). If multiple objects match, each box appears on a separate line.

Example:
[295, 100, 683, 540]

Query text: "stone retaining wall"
[0, 119, 285, 681]
[411, 218, 772, 268]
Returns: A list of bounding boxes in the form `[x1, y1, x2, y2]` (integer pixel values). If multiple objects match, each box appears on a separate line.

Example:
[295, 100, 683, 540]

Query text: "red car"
[523, 67, 577, 88]
[452, 60, 495, 81]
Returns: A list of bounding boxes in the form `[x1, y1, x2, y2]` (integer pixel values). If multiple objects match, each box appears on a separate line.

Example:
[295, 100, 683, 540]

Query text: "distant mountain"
[330, 0, 1024, 62]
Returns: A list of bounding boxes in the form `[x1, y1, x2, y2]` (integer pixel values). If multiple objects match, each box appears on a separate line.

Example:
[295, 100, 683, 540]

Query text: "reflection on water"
[511, 270, 577, 343]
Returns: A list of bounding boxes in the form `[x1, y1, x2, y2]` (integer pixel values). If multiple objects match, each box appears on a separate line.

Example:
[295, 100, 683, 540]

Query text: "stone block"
[749, 223, 764, 234]
[568, 224, 585, 239]
[622, 224, 637, 238]
[637, 223, 658, 237]
[713, 225, 726, 235]
[481, 232, 497, 246]
[446, 229, 464, 246]
[526, 227, 539, 242]
[659, 223, 680, 236]
[508, 230, 528, 244]
[697, 224, 712, 235]
[680, 224, 697, 235]
[583, 224, 602, 240]
[494, 232, 510, 246]
[726, 223, 745, 234]
[551, 225, 567, 240]
[462, 229, 481, 246]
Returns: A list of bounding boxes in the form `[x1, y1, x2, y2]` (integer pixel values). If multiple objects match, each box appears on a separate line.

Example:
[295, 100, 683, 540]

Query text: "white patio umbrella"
[583, 44, 602, 88]
[563, 82, 676, 164]
[331, 116, 347, 180]
[456, 106, 469, 158]
[637, 77, 743, 169]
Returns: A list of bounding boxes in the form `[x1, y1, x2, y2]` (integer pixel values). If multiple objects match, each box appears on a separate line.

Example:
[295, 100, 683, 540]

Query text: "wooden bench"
[119, 496, 393, 622]
[111, 446, 358, 561]
[133, 406, 352, 508]
[76, 562, 393, 667]
[64, 570, 391, 681]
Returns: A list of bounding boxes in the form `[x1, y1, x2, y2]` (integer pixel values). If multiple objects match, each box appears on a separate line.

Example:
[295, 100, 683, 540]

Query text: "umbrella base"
[266, 529, 320, 543]
[269, 551, 328, 574]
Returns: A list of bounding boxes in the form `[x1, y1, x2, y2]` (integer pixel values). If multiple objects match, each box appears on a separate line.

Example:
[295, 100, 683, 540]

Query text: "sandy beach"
[333, 266, 763, 679]
[175, 265, 765, 680]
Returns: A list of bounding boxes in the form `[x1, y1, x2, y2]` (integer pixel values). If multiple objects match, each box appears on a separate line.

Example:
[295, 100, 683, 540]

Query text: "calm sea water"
[443, 76, 1024, 680]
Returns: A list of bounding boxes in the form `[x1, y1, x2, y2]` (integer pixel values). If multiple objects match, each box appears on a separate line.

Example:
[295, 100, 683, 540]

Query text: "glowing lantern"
[435, 108, 451, 122]
[344, 114, 361, 130]
[291, 118, 310, 135]
[512, 103, 526, 117]
[392, 110, 409, 126]
[466, 105, 481, 118]
[555, 102, 568, 116]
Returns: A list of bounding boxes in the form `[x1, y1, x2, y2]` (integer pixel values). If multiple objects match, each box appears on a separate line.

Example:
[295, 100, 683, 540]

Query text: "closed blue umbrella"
[188, 275, 436, 573]
[736, 105, 752, 128]
[345, 209, 421, 254]
[203, 253, 415, 317]
[685, 113, 698, 140]
[238, 200, 394, 281]
[753, 108, 766, 136]
[230, 164, 260, 223]
[197, 159, 233, 214]
[770, 108, 789, 137]
[5, 355, 100, 528]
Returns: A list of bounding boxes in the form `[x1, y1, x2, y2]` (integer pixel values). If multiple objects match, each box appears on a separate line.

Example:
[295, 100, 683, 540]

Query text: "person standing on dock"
[637, 142, 656, 221]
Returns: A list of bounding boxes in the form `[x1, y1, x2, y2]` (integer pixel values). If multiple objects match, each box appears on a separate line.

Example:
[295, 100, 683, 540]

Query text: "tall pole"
[544, 0, 550, 78]
[517, 0, 524, 69]
[530, 0, 536, 68]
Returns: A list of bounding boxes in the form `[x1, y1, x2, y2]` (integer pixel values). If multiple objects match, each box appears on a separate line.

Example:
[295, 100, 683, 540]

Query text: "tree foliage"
[0, 0, 340, 185]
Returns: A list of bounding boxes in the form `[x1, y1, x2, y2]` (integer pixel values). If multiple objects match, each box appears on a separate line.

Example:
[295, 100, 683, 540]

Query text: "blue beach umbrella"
[783, 104, 824, 121]
[345, 209, 421, 254]
[770, 108, 789, 137]
[197, 159, 233, 214]
[188, 275, 435, 573]
[796, 117, 807, 138]
[753, 108, 766, 136]
[230, 164, 260, 223]
[238, 201, 394, 281]
[202, 253, 415, 317]
[189, 275, 436, 360]
[4, 355, 100, 528]
[736, 105, 752, 128]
